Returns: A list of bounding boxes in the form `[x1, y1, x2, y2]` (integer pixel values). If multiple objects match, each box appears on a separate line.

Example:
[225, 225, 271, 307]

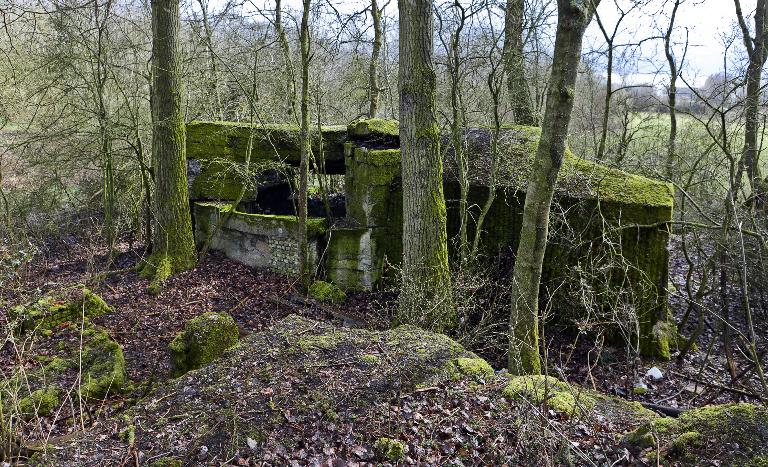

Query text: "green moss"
[747, 456, 768, 467]
[10, 289, 114, 333]
[79, 328, 127, 399]
[71, 288, 113, 319]
[561, 155, 674, 208]
[649, 320, 678, 360]
[18, 387, 60, 417]
[308, 280, 346, 304]
[169, 312, 239, 377]
[670, 431, 701, 454]
[44, 357, 71, 373]
[447, 357, 495, 381]
[119, 422, 136, 446]
[625, 403, 768, 464]
[149, 457, 183, 467]
[502, 375, 595, 416]
[360, 354, 380, 364]
[297, 332, 345, 352]
[347, 118, 399, 138]
[146, 255, 172, 296]
[374, 437, 406, 462]
[205, 203, 327, 237]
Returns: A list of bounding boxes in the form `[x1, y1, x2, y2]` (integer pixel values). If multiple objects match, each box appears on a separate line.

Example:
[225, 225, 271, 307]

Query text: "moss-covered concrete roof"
[443, 126, 674, 208]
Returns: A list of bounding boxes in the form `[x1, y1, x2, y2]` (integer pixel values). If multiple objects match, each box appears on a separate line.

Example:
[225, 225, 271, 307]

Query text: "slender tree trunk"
[144, 0, 197, 287]
[368, 0, 383, 118]
[196, 0, 223, 120]
[276, 0, 299, 123]
[664, 0, 681, 178]
[508, 0, 598, 375]
[446, 2, 469, 264]
[597, 44, 612, 159]
[502, 0, 536, 125]
[298, 0, 311, 288]
[736, 0, 768, 199]
[398, 0, 454, 330]
[94, 0, 115, 262]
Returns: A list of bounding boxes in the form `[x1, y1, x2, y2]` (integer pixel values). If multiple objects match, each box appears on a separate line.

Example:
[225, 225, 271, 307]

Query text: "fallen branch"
[672, 370, 764, 400]
[639, 401, 684, 417]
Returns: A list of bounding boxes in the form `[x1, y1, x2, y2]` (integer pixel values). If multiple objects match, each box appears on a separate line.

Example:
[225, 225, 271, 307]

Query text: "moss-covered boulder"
[1, 316, 126, 425]
[8, 288, 113, 334]
[502, 374, 658, 422]
[308, 280, 347, 304]
[169, 312, 239, 377]
[79, 326, 127, 399]
[625, 403, 768, 464]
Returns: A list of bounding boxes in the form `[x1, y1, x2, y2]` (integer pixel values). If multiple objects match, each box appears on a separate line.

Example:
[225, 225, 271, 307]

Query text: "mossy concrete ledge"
[194, 202, 325, 277]
[169, 312, 240, 377]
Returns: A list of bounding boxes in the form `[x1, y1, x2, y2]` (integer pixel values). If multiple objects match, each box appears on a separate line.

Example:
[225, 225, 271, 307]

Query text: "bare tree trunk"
[735, 0, 768, 199]
[502, 0, 536, 125]
[143, 0, 197, 289]
[298, 0, 311, 288]
[195, 0, 223, 120]
[398, 0, 454, 330]
[664, 0, 681, 178]
[368, 0, 383, 118]
[442, 2, 469, 264]
[276, 0, 299, 123]
[95, 0, 115, 263]
[508, 0, 598, 375]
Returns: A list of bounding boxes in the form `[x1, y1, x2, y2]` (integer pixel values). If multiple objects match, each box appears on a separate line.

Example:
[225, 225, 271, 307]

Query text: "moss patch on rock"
[374, 437, 406, 462]
[9, 288, 114, 334]
[79, 327, 127, 399]
[18, 387, 60, 417]
[308, 280, 347, 304]
[2, 305, 126, 422]
[502, 375, 596, 416]
[169, 312, 239, 377]
[625, 403, 768, 464]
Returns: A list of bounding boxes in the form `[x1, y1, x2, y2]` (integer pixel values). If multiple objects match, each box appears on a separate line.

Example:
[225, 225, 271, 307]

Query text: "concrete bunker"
[186, 119, 674, 357]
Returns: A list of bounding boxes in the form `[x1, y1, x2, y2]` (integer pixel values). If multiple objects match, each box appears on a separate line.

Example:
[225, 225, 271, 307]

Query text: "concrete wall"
[194, 203, 325, 277]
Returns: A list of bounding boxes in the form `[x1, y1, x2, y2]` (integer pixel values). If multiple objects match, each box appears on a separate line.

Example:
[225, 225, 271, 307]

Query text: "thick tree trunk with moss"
[297, 0, 311, 288]
[397, 0, 454, 330]
[508, 0, 598, 375]
[143, 0, 197, 290]
[368, 0, 383, 118]
[503, 0, 536, 126]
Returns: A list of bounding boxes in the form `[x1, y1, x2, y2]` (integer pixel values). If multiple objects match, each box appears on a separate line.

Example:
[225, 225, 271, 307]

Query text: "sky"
[584, 0, 756, 87]
[208, 0, 757, 88]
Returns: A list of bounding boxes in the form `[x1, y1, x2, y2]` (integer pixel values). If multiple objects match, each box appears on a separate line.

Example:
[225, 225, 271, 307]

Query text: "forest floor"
[1, 237, 767, 464]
